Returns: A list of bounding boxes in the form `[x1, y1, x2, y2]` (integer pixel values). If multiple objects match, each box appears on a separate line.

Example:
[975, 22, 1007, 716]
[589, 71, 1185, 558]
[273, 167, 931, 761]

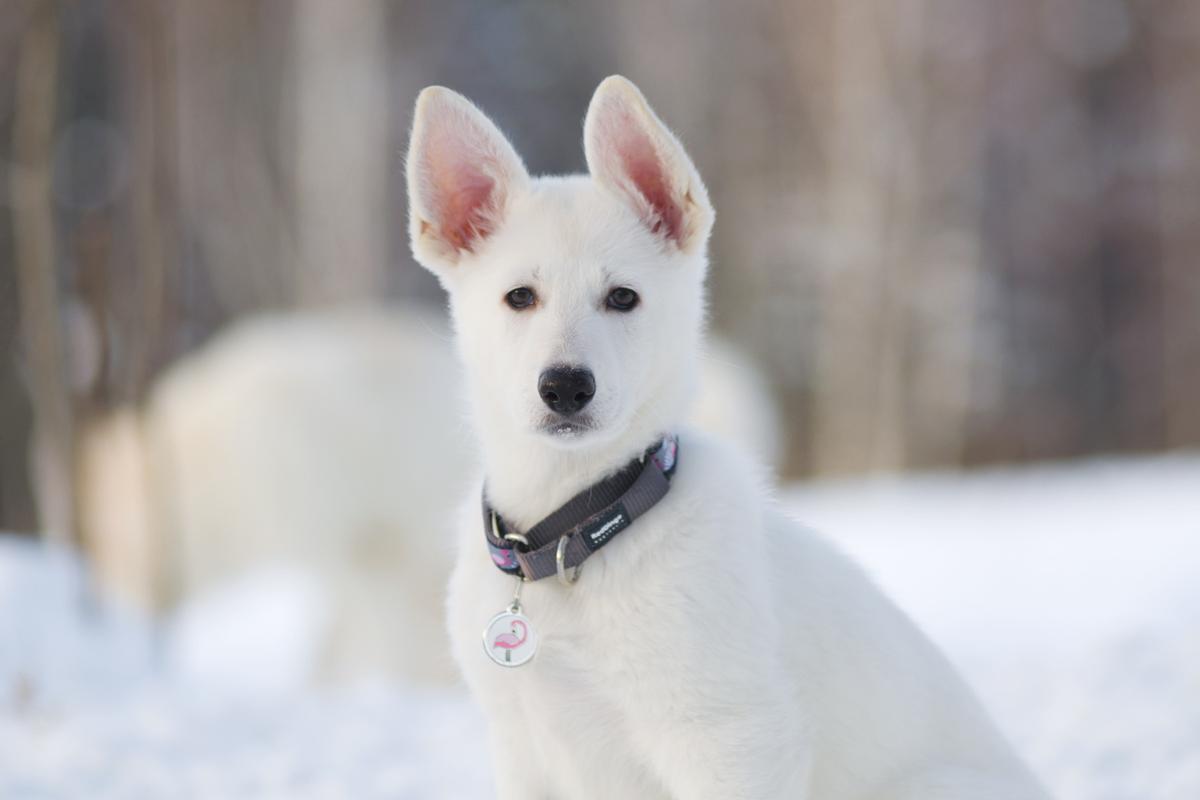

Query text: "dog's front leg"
[602, 516, 813, 798]
[625, 671, 811, 799]
[488, 727, 551, 800]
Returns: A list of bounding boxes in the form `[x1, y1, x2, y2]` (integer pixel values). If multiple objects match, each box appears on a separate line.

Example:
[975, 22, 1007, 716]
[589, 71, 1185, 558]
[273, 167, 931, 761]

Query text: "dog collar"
[482, 434, 678, 584]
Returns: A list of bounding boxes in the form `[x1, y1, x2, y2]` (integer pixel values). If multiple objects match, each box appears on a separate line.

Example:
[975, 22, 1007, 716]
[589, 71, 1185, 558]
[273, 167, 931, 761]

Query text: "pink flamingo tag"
[483, 609, 538, 667]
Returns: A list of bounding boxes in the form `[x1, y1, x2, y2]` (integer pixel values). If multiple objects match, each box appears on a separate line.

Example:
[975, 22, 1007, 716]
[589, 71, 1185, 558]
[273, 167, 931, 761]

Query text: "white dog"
[407, 76, 1048, 799]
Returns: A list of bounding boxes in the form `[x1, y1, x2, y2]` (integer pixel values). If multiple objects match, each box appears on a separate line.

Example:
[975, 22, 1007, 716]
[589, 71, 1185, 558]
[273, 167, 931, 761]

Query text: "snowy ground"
[786, 454, 1200, 800]
[3, 453, 1198, 799]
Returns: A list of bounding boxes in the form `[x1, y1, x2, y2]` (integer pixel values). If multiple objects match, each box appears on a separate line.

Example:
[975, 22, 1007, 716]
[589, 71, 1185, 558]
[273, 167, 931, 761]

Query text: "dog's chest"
[448, 462, 746, 696]
[445, 448, 767, 794]
[451, 527, 659, 691]
[449, 536, 678, 796]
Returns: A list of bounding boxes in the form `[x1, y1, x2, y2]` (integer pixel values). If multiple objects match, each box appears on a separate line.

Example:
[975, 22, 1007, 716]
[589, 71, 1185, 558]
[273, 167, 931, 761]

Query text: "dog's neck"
[477, 410, 670, 533]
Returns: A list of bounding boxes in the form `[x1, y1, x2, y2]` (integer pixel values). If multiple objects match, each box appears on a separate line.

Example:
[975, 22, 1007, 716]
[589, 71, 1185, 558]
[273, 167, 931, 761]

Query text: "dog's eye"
[505, 287, 537, 310]
[606, 287, 639, 312]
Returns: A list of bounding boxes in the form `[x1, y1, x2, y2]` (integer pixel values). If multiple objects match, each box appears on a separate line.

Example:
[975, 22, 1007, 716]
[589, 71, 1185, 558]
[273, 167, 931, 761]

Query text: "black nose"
[538, 366, 596, 415]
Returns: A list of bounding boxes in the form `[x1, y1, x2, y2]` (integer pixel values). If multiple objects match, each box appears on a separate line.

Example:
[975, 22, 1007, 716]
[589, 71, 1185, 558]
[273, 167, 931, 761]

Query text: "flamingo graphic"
[491, 619, 528, 663]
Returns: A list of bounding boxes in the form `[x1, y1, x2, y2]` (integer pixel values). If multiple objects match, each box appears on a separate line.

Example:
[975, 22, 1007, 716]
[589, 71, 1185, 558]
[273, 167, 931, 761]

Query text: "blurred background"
[1, 1, 1198, 798]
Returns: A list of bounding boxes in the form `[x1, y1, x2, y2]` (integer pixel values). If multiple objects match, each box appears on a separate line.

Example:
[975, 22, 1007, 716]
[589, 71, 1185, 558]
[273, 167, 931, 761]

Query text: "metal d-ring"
[493, 511, 530, 549]
[503, 532, 530, 548]
[556, 534, 581, 586]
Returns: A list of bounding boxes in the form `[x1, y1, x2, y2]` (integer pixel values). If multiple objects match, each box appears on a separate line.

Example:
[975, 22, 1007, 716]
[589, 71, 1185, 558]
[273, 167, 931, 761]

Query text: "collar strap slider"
[482, 435, 678, 583]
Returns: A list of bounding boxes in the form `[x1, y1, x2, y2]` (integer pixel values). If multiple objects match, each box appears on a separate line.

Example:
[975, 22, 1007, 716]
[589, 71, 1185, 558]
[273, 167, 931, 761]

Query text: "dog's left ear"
[584, 76, 714, 255]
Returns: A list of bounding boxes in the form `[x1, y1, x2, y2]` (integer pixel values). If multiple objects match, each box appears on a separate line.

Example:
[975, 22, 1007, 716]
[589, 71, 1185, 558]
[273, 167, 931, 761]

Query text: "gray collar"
[482, 435, 678, 584]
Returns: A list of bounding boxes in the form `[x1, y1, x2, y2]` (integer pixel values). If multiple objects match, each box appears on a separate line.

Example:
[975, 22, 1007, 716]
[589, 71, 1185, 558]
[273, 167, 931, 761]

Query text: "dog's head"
[406, 76, 714, 450]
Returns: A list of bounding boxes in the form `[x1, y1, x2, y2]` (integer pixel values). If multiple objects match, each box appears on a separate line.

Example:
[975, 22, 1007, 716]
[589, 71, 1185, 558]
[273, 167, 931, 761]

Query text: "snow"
[3, 453, 1199, 798]
[0, 542, 491, 799]
[785, 454, 1200, 800]
[165, 566, 331, 696]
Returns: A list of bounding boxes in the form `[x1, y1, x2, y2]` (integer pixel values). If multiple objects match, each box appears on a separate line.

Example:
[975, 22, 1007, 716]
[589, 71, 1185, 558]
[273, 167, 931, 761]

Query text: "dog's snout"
[538, 366, 596, 415]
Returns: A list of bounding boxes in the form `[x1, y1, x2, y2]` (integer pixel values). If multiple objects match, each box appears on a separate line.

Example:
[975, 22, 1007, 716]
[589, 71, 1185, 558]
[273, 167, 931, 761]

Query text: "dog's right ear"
[406, 87, 529, 273]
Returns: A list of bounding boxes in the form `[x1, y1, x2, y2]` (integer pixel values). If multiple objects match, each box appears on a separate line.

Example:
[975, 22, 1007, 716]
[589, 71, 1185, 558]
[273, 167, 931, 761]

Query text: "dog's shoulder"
[621, 427, 781, 588]
[671, 426, 772, 501]
[657, 426, 774, 536]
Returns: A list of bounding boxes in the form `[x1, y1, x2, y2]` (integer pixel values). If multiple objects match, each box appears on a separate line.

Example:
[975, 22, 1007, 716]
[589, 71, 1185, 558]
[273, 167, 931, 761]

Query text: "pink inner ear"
[441, 165, 496, 252]
[607, 106, 683, 243]
[426, 131, 500, 253]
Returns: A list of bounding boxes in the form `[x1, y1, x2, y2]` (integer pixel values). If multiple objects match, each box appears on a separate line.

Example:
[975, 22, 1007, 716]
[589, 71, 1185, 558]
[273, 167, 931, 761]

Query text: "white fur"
[408, 76, 1049, 799]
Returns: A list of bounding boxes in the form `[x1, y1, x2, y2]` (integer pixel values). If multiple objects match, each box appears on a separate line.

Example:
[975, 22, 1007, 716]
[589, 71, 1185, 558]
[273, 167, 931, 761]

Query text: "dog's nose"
[538, 366, 596, 415]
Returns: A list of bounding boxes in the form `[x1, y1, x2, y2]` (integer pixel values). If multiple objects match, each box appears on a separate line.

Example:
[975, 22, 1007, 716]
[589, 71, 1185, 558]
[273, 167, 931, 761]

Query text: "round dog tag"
[483, 608, 537, 667]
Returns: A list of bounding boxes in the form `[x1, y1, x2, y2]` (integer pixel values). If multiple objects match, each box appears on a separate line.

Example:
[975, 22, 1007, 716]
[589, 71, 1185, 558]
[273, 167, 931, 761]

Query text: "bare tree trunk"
[292, 0, 389, 305]
[173, 0, 298, 315]
[0, 0, 38, 528]
[1152, 2, 1200, 449]
[810, 0, 907, 474]
[11, 1, 73, 543]
[903, 1, 989, 471]
[124, 0, 179, 397]
[73, 0, 183, 608]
